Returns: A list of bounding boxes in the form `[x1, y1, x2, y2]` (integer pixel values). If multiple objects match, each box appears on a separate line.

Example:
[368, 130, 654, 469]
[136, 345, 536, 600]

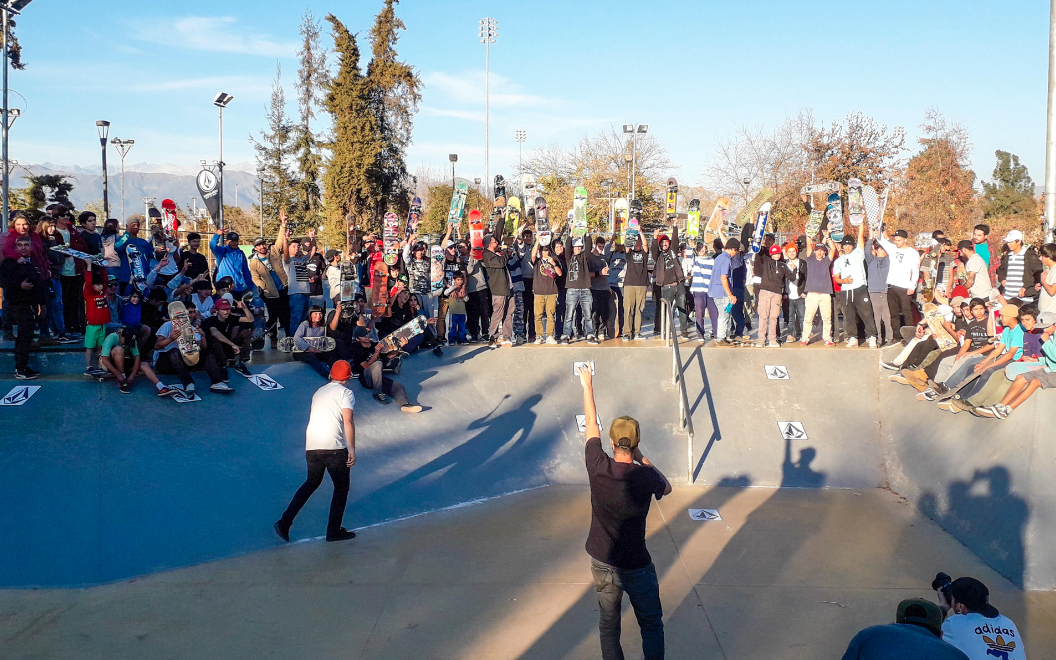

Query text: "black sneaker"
[587, 335, 599, 345]
[560, 336, 570, 345]
[274, 520, 291, 542]
[326, 527, 356, 542]
[373, 392, 391, 405]
[622, 334, 632, 341]
[234, 362, 251, 377]
[432, 346, 443, 357]
[14, 368, 38, 380]
[119, 383, 131, 394]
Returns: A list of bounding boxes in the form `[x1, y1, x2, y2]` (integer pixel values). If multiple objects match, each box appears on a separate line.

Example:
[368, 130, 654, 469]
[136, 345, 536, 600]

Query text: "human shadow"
[350, 393, 547, 526]
[781, 437, 826, 488]
[919, 466, 1028, 588]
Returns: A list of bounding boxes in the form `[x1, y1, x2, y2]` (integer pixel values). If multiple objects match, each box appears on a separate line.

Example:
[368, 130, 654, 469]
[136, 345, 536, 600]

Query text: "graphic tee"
[942, 612, 1024, 660]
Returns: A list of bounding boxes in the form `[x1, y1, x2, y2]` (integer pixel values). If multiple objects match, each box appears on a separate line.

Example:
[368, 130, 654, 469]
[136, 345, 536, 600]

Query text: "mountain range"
[11, 162, 261, 217]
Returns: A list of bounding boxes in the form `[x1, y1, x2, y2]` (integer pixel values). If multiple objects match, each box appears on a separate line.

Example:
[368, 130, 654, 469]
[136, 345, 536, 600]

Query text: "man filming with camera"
[935, 574, 1025, 660]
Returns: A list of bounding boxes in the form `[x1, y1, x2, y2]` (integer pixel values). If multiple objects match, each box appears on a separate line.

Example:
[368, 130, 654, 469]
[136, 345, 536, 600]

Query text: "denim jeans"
[289, 294, 311, 330]
[563, 288, 594, 339]
[713, 295, 732, 340]
[785, 297, 805, 339]
[591, 559, 665, 660]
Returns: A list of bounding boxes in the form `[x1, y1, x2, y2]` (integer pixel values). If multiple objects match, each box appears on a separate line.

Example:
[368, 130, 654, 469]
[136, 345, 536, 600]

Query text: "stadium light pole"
[449, 153, 457, 190]
[213, 92, 233, 229]
[515, 129, 526, 181]
[257, 168, 264, 237]
[95, 121, 110, 219]
[1, 0, 32, 232]
[1046, 0, 1056, 237]
[110, 138, 134, 223]
[622, 123, 648, 201]
[479, 17, 497, 200]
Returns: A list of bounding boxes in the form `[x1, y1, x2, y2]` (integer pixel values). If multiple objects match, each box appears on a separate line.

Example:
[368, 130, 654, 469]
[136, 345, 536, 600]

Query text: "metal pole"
[100, 137, 109, 218]
[119, 154, 125, 222]
[1, 5, 8, 232]
[259, 175, 264, 237]
[1046, 0, 1056, 237]
[217, 106, 224, 230]
[630, 130, 637, 202]
[484, 35, 490, 202]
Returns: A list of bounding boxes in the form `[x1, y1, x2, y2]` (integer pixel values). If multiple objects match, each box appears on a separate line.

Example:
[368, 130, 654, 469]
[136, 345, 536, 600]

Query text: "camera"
[932, 572, 953, 601]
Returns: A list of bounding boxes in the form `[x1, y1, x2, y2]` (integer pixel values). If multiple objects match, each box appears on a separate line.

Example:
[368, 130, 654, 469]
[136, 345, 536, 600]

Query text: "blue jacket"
[209, 235, 255, 292]
[108, 235, 154, 285]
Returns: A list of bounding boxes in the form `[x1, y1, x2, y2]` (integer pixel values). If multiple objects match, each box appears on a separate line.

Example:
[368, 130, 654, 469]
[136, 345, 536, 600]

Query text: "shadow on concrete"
[781, 437, 826, 488]
[688, 345, 721, 483]
[919, 466, 1028, 588]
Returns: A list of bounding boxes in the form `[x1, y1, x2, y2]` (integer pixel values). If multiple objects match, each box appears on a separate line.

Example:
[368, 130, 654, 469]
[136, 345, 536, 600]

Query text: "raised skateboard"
[523, 175, 536, 210]
[626, 199, 642, 246]
[406, 196, 422, 238]
[800, 182, 839, 195]
[572, 186, 588, 238]
[703, 197, 731, 246]
[750, 202, 771, 254]
[161, 198, 180, 234]
[278, 335, 337, 353]
[876, 186, 889, 234]
[614, 198, 628, 239]
[50, 245, 109, 267]
[665, 177, 678, 218]
[377, 315, 428, 354]
[430, 244, 444, 292]
[340, 258, 357, 303]
[469, 209, 485, 259]
[534, 196, 551, 246]
[168, 300, 201, 366]
[847, 178, 865, 227]
[733, 188, 773, 232]
[245, 292, 267, 350]
[507, 195, 522, 236]
[861, 185, 881, 232]
[126, 244, 147, 292]
[448, 179, 469, 234]
[825, 192, 844, 242]
[382, 212, 400, 266]
[805, 209, 825, 239]
[492, 175, 507, 233]
[687, 198, 701, 237]
[922, 302, 956, 351]
[371, 260, 390, 318]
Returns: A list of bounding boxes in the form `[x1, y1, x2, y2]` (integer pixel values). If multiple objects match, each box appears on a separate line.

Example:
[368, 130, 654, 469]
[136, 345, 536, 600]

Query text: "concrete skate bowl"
[1, 344, 1051, 591]
[679, 346, 1056, 591]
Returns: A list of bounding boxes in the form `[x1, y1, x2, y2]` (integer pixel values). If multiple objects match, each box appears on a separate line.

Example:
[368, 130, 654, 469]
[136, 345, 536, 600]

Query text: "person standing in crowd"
[561, 233, 595, 344]
[249, 223, 291, 348]
[465, 239, 490, 342]
[831, 223, 877, 348]
[514, 226, 536, 343]
[531, 240, 561, 343]
[956, 240, 993, 301]
[938, 577, 1024, 660]
[605, 234, 627, 340]
[801, 232, 836, 346]
[709, 238, 740, 345]
[0, 235, 46, 378]
[864, 234, 893, 345]
[622, 235, 649, 340]
[210, 230, 255, 299]
[688, 240, 715, 341]
[577, 365, 670, 660]
[111, 219, 154, 295]
[177, 232, 210, 282]
[482, 232, 514, 346]
[284, 233, 315, 330]
[783, 241, 806, 344]
[443, 272, 470, 344]
[996, 230, 1042, 306]
[878, 227, 921, 332]
[275, 360, 358, 544]
[1039, 243, 1056, 315]
[590, 236, 612, 340]
[52, 209, 87, 339]
[754, 243, 791, 347]
[651, 218, 688, 338]
[972, 224, 993, 268]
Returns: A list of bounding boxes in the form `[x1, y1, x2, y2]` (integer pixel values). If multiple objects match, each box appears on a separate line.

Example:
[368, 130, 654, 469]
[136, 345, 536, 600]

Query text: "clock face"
[197, 169, 217, 192]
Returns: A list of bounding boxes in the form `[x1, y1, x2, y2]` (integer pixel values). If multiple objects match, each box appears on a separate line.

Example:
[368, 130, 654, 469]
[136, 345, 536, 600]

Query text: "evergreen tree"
[322, 14, 382, 243]
[982, 150, 1037, 219]
[294, 9, 328, 229]
[251, 64, 299, 235]
[366, 0, 422, 218]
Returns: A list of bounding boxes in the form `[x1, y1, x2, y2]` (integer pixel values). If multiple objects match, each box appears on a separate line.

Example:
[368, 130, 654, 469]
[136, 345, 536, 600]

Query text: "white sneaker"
[546, 336, 557, 345]
[501, 339, 513, 346]
[846, 338, 859, 348]
[210, 382, 234, 392]
[534, 336, 544, 344]
[866, 336, 877, 348]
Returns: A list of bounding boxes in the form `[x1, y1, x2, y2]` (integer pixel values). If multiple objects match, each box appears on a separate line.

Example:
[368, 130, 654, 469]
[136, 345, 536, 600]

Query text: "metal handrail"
[660, 299, 695, 481]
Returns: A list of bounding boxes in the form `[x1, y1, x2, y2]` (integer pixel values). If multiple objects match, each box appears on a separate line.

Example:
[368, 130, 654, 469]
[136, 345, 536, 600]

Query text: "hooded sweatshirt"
[650, 226, 685, 286]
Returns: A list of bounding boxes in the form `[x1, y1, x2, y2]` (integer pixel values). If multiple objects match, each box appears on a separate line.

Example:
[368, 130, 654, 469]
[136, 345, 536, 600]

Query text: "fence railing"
[660, 300, 695, 482]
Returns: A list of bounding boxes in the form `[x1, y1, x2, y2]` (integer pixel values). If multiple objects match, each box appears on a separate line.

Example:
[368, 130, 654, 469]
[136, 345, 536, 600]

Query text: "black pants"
[156, 349, 225, 387]
[841, 288, 876, 340]
[903, 338, 939, 370]
[60, 274, 84, 334]
[9, 305, 36, 370]
[591, 288, 611, 338]
[591, 559, 665, 660]
[610, 286, 624, 338]
[522, 286, 535, 340]
[466, 289, 490, 340]
[280, 449, 350, 537]
[888, 286, 915, 331]
[263, 290, 291, 338]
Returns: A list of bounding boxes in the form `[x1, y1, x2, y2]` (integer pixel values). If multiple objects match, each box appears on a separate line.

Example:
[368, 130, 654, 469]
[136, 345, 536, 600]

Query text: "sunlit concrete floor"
[3, 485, 1055, 660]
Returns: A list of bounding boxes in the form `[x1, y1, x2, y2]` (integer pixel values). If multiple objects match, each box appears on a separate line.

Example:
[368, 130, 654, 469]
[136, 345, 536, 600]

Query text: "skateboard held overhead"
[665, 178, 678, 218]
[383, 212, 400, 266]
[572, 186, 588, 238]
[825, 192, 844, 242]
[534, 196, 550, 246]
[847, 178, 865, 227]
[687, 198, 701, 237]
[750, 202, 771, 254]
[703, 197, 731, 246]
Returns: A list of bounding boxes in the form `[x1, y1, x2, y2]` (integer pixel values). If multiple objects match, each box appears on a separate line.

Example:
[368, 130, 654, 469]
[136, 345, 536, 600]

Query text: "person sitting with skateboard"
[98, 325, 177, 397]
[154, 302, 225, 396]
[348, 326, 422, 413]
[201, 298, 254, 386]
[293, 304, 339, 379]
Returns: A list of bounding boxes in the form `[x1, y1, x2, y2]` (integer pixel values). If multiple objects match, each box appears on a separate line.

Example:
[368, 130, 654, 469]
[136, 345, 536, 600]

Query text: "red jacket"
[1, 228, 51, 280]
[83, 269, 111, 326]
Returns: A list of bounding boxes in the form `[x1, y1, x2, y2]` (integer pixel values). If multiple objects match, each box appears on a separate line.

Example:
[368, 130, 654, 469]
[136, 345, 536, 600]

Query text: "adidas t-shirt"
[942, 612, 1024, 660]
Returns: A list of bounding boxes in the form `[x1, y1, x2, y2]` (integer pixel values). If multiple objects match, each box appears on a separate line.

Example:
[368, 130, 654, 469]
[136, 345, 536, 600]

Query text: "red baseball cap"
[213, 298, 232, 310]
[769, 245, 782, 256]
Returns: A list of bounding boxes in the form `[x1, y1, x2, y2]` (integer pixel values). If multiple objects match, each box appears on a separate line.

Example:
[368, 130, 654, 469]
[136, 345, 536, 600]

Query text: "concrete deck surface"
[4, 485, 1054, 660]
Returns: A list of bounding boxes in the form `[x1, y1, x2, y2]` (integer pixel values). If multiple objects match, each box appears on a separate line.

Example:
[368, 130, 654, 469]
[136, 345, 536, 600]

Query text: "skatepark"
[2, 340, 1055, 659]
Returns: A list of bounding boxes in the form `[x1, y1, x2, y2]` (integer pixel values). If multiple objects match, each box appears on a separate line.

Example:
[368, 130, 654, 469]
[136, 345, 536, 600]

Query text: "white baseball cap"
[1003, 229, 1024, 243]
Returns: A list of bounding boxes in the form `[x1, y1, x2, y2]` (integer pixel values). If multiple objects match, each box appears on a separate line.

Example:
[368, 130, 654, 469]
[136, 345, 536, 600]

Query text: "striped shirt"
[689, 255, 715, 293]
[1005, 249, 1030, 301]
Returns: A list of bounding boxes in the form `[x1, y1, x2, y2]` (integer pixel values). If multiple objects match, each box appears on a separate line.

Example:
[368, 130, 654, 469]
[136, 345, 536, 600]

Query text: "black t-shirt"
[348, 339, 376, 376]
[326, 309, 359, 344]
[202, 314, 246, 340]
[964, 318, 991, 349]
[624, 249, 650, 287]
[584, 437, 666, 570]
[178, 252, 210, 281]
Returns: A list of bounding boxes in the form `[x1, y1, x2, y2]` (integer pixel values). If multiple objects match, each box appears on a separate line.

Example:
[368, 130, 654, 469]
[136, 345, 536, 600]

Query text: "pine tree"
[322, 14, 382, 243]
[366, 0, 421, 218]
[982, 150, 1037, 219]
[294, 9, 328, 229]
[251, 64, 299, 235]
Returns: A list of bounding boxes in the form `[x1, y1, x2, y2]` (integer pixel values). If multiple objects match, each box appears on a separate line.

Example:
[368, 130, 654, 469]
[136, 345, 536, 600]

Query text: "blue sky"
[8, 0, 1051, 188]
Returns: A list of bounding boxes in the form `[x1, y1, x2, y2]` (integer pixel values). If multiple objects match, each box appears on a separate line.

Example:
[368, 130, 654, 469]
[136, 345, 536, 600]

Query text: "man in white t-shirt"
[878, 227, 922, 331]
[939, 577, 1024, 660]
[831, 224, 877, 348]
[956, 241, 993, 300]
[275, 360, 357, 543]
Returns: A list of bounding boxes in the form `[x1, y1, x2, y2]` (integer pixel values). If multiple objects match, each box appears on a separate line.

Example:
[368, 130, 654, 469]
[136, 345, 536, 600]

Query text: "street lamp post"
[213, 92, 234, 229]
[257, 168, 264, 237]
[479, 18, 497, 200]
[1047, 0, 1056, 237]
[96, 121, 111, 218]
[110, 137, 134, 223]
[1, 0, 32, 232]
[449, 153, 458, 190]
[515, 130, 526, 187]
[621, 123, 648, 201]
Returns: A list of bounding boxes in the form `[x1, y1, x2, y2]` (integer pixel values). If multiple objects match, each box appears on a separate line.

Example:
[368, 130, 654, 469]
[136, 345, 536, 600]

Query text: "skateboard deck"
[687, 198, 701, 237]
[492, 175, 506, 233]
[507, 196, 522, 236]
[665, 177, 678, 218]
[805, 209, 825, 239]
[847, 178, 865, 227]
[825, 192, 844, 242]
[245, 292, 267, 350]
[406, 196, 422, 238]
[534, 196, 551, 246]
[377, 315, 428, 354]
[430, 245, 444, 292]
[861, 185, 881, 232]
[50, 245, 108, 267]
[800, 182, 840, 195]
[161, 198, 180, 234]
[922, 302, 956, 351]
[523, 176, 536, 210]
[703, 197, 731, 246]
[278, 336, 336, 353]
[371, 260, 390, 318]
[626, 199, 642, 246]
[572, 186, 588, 238]
[733, 188, 773, 231]
[614, 198, 628, 240]
[126, 244, 147, 292]
[383, 212, 400, 266]
[340, 259, 357, 303]
[876, 187, 889, 234]
[469, 209, 485, 259]
[167, 300, 201, 366]
[448, 179, 469, 231]
[750, 202, 771, 254]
